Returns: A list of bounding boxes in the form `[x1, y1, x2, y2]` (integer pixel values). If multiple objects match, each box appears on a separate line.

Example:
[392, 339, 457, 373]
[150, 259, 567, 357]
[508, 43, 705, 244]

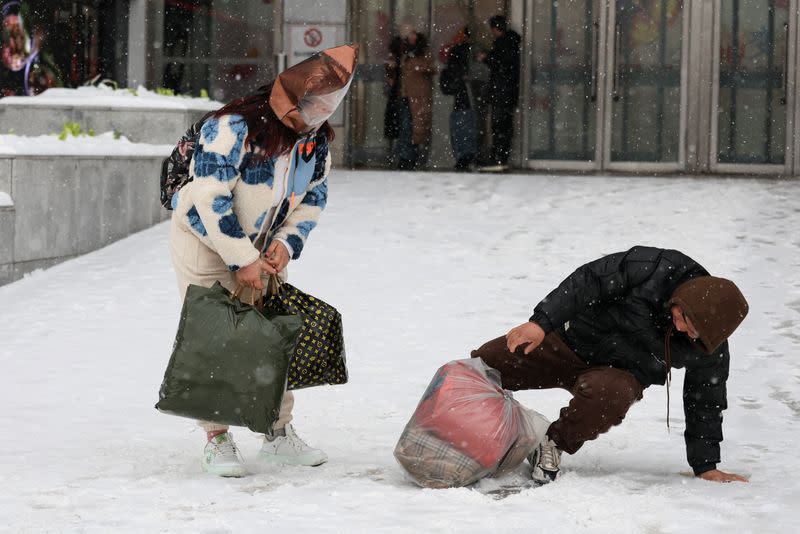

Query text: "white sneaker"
[257, 424, 328, 467]
[528, 436, 562, 484]
[201, 432, 247, 477]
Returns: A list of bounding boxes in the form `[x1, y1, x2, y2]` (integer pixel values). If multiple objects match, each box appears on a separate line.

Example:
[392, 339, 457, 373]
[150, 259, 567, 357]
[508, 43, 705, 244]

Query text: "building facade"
[11, 0, 800, 176]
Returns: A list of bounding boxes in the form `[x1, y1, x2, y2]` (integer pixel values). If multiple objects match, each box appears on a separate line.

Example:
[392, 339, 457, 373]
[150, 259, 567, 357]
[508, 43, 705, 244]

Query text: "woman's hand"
[234, 258, 272, 289]
[265, 240, 290, 274]
[506, 321, 546, 354]
[697, 469, 749, 483]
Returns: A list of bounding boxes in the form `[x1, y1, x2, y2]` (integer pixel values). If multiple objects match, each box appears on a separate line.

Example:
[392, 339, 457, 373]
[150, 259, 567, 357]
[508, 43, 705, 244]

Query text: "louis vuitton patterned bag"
[264, 280, 348, 390]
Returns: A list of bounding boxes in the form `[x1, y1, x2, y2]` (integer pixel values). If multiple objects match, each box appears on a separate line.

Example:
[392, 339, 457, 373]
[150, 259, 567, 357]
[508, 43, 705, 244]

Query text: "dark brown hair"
[213, 83, 335, 158]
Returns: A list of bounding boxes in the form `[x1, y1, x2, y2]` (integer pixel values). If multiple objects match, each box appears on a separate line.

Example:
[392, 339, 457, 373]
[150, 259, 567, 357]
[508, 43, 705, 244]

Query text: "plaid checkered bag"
[263, 278, 347, 390]
[394, 423, 487, 488]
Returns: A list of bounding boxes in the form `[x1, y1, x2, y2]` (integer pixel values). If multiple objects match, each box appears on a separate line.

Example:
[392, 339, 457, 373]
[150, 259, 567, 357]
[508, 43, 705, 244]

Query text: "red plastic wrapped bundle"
[395, 358, 549, 488]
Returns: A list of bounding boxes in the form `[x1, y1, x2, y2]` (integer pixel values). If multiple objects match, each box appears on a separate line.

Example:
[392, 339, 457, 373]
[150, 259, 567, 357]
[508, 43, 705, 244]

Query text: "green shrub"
[56, 122, 107, 140]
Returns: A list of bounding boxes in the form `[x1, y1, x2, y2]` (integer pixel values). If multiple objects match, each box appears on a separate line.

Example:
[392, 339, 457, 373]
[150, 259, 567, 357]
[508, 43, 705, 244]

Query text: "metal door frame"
[793, 1, 800, 175]
[524, 0, 607, 171]
[709, 0, 796, 175]
[602, 0, 688, 172]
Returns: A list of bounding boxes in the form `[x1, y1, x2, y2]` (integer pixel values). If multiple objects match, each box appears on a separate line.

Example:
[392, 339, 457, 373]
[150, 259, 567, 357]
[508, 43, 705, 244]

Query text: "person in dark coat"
[383, 35, 404, 144]
[471, 246, 750, 484]
[477, 15, 520, 171]
[440, 26, 477, 171]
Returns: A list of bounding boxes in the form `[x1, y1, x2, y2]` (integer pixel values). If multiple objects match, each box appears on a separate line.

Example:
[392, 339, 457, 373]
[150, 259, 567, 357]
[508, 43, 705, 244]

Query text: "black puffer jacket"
[530, 246, 730, 475]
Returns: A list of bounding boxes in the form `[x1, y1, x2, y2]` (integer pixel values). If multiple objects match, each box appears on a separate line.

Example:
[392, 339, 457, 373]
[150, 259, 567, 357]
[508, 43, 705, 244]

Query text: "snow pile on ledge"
[0, 132, 174, 157]
[0, 191, 12, 207]
[0, 85, 223, 111]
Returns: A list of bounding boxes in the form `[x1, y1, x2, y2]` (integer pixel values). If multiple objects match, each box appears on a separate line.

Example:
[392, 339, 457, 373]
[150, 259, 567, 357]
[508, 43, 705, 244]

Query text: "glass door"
[526, 0, 605, 170]
[347, 0, 506, 168]
[525, 0, 686, 171]
[604, 0, 686, 171]
[348, 0, 392, 166]
[711, 0, 795, 174]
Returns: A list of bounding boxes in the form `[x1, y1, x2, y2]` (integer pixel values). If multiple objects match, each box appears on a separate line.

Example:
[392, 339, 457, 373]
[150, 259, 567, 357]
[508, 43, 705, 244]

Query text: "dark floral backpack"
[159, 110, 216, 210]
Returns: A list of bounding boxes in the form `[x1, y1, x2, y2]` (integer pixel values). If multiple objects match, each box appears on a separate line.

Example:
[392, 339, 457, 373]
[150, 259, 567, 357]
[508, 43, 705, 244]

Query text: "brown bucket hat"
[669, 276, 749, 354]
[269, 44, 359, 134]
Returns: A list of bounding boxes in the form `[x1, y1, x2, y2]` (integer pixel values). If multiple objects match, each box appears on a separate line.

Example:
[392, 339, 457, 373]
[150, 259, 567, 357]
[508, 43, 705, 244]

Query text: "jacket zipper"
[259, 138, 303, 253]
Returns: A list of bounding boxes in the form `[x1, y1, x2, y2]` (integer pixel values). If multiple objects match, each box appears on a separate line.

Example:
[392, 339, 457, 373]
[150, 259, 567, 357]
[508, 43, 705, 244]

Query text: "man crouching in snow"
[471, 246, 749, 485]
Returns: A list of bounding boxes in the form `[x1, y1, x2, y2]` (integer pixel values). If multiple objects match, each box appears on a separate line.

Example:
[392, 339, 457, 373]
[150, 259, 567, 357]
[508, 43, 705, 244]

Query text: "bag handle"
[232, 284, 264, 310]
[266, 274, 283, 297]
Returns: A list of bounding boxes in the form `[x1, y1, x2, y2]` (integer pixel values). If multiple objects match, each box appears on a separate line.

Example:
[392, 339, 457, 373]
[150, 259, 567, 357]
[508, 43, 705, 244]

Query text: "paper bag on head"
[269, 44, 359, 134]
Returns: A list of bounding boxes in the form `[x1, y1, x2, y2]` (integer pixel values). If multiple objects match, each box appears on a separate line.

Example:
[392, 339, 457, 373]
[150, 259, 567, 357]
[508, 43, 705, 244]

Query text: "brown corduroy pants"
[471, 332, 644, 455]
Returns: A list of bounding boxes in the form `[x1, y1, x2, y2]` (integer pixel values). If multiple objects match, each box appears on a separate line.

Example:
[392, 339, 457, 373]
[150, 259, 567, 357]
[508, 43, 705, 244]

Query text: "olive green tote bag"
[156, 281, 303, 434]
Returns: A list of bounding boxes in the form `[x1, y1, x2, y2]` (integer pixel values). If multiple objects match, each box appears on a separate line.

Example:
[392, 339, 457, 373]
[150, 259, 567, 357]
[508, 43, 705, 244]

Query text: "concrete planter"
[0, 88, 221, 144]
[0, 152, 170, 286]
[0, 104, 215, 145]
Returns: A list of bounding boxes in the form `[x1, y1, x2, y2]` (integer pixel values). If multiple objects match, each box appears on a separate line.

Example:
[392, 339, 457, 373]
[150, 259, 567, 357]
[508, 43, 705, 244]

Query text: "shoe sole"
[256, 454, 328, 467]
[531, 467, 560, 485]
[201, 462, 247, 477]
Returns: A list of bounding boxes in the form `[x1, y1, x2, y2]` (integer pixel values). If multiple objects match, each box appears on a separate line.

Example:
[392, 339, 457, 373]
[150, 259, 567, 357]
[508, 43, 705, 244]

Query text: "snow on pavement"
[1, 171, 798, 533]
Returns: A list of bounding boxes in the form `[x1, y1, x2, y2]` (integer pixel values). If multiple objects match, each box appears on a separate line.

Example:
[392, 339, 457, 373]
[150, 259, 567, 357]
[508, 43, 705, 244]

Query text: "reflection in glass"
[529, 0, 597, 161]
[610, 0, 683, 162]
[718, 0, 787, 164]
[162, 0, 274, 101]
[349, 0, 392, 165]
[348, 0, 505, 166]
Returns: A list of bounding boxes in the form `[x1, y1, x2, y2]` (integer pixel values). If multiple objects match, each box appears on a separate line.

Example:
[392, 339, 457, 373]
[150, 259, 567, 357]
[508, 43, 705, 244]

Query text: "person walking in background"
[383, 34, 404, 165]
[477, 15, 520, 172]
[387, 23, 434, 170]
[472, 246, 750, 485]
[440, 26, 477, 171]
[168, 45, 357, 477]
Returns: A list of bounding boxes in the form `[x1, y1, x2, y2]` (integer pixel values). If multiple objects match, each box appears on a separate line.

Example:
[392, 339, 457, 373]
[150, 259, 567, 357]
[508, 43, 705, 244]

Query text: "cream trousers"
[169, 214, 293, 433]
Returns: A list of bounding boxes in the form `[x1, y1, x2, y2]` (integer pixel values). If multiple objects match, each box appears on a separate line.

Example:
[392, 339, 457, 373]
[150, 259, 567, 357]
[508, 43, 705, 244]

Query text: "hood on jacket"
[269, 44, 358, 134]
[669, 276, 749, 354]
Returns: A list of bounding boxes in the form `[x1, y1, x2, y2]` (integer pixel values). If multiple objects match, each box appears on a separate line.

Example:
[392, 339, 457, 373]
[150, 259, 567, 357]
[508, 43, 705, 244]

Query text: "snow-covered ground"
[1, 171, 798, 533]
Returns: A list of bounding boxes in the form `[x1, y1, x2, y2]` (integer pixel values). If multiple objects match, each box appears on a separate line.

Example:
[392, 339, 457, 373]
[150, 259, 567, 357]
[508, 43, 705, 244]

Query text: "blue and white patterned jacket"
[172, 113, 331, 271]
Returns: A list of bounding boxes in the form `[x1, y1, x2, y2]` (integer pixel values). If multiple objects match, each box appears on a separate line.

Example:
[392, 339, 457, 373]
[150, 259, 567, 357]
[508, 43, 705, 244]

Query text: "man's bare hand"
[506, 321, 546, 354]
[697, 469, 749, 483]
